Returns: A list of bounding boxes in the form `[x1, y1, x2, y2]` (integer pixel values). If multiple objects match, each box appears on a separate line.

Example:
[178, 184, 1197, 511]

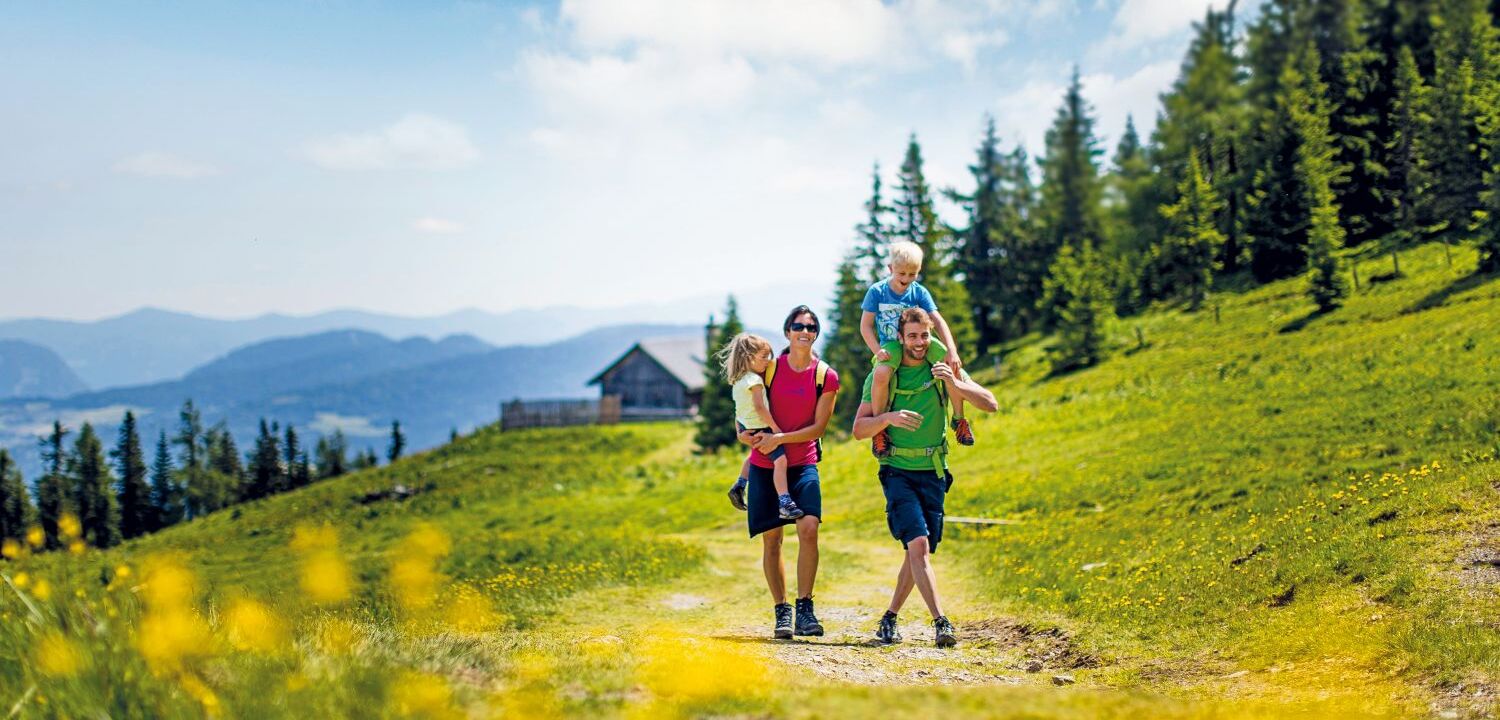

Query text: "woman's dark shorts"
[879, 465, 953, 553]
[736, 422, 787, 461]
[747, 463, 821, 537]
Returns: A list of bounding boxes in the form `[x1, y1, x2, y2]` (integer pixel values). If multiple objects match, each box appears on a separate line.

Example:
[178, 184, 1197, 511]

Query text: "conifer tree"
[387, 421, 405, 464]
[149, 431, 182, 529]
[69, 423, 120, 548]
[825, 248, 871, 430]
[695, 298, 743, 452]
[1040, 242, 1116, 371]
[950, 116, 1008, 355]
[0, 449, 34, 543]
[857, 163, 891, 283]
[993, 146, 1046, 337]
[1384, 45, 1434, 274]
[1158, 149, 1227, 308]
[352, 448, 379, 470]
[1108, 116, 1159, 311]
[206, 423, 244, 493]
[1288, 48, 1351, 310]
[1244, 0, 1308, 280]
[1316, 0, 1396, 247]
[246, 419, 282, 501]
[316, 430, 348, 479]
[35, 421, 70, 548]
[1479, 43, 1500, 272]
[1426, 0, 1496, 241]
[285, 425, 312, 488]
[112, 411, 152, 539]
[1037, 69, 1107, 328]
[1152, 6, 1247, 270]
[173, 400, 208, 514]
[894, 135, 976, 355]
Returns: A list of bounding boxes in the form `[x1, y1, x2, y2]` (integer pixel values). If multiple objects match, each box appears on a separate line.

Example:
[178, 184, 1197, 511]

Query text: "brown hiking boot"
[952, 417, 975, 446]
[871, 429, 893, 458]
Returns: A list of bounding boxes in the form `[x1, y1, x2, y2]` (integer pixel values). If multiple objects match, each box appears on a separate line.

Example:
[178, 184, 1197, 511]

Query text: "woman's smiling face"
[786, 312, 818, 349]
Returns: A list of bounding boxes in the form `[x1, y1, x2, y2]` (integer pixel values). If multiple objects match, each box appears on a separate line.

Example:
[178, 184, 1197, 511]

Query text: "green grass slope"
[2, 242, 1496, 718]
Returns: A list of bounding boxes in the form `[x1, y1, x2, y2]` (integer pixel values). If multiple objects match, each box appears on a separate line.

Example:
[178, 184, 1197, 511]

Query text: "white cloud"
[413, 217, 464, 234]
[304, 114, 479, 171]
[113, 152, 219, 179]
[521, 48, 758, 121]
[1094, 0, 1230, 56]
[993, 59, 1177, 157]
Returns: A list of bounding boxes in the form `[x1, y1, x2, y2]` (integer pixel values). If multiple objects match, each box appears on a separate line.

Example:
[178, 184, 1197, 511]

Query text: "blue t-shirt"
[862, 278, 938, 345]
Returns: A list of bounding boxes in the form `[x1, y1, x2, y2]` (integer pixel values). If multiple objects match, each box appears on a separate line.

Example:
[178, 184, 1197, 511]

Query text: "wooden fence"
[500, 395, 622, 431]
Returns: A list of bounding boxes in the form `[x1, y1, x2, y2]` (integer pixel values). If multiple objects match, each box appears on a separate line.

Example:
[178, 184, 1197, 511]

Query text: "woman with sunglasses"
[729, 305, 841, 639]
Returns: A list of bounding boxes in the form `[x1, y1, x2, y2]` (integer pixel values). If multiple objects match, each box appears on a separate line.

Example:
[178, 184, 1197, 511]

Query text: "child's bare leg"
[871, 364, 895, 415]
[773, 456, 790, 496]
[740, 454, 754, 480]
[953, 396, 966, 420]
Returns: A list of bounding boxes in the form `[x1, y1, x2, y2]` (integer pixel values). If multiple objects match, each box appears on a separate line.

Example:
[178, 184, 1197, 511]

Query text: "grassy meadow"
[2, 241, 1498, 718]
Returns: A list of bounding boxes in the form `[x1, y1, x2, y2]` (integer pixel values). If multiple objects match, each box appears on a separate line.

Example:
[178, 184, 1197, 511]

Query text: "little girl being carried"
[719, 332, 802, 520]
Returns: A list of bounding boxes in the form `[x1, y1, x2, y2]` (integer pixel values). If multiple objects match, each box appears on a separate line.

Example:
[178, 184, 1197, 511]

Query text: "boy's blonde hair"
[888, 241, 924, 270]
[716, 332, 773, 383]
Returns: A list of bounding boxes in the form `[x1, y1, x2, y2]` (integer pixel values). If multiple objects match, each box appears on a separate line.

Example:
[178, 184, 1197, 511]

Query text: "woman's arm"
[748, 384, 782, 433]
[756, 390, 837, 450]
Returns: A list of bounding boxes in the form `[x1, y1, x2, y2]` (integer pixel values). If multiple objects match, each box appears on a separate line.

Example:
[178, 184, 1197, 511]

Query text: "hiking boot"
[952, 417, 975, 446]
[875, 611, 902, 644]
[728, 477, 748, 512]
[871, 429, 893, 458]
[778, 494, 805, 520]
[794, 597, 825, 636]
[933, 616, 958, 648]
[773, 603, 794, 639]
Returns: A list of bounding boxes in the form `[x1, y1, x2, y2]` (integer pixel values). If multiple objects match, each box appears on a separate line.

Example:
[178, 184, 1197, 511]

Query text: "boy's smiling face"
[889, 262, 920, 293]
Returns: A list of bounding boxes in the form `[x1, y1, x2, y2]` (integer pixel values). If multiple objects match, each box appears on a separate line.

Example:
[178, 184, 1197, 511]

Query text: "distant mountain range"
[0, 281, 825, 390]
[0, 340, 88, 399]
[0, 323, 709, 480]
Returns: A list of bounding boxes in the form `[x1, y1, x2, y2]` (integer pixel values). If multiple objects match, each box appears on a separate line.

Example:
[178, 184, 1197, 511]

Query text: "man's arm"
[931, 364, 997, 412]
[852, 400, 924, 439]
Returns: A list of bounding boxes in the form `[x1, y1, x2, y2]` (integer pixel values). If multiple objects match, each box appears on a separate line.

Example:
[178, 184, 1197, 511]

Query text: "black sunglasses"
[788, 322, 819, 333]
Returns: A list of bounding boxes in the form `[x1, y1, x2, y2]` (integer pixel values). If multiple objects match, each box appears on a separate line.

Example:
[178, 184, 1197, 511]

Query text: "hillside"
[2, 243, 1496, 718]
[0, 339, 86, 399]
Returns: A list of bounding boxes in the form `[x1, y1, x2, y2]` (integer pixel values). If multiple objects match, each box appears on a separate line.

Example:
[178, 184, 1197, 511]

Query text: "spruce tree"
[1479, 45, 1500, 272]
[1158, 149, 1227, 308]
[111, 411, 152, 539]
[69, 423, 120, 549]
[1289, 48, 1351, 310]
[950, 116, 1008, 355]
[1426, 0, 1495, 241]
[825, 248, 871, 431]
[857, 163, 890, 283]
[1108, 116, 1159, 312]
[1040, 242, 1116, 372]
[246, 419, 282, 501]
[993, 146, 1046, 337]
[285, 425, 312, 488]
[387, 421, 405, 464]
[1152, 6, 1247, 270]
[1384, 45, 1435, 274]
[35, 421, 70, 548]
[1039, 69, 1106, 257]
[206, 423, 244, 496]
[1317, 0, 1396, 247]
[694, 298, 743, 452]
[316, 430, 348, 479]
[1244, 0, 1308, 280]
[893, 135, 977, 356]
[0, 449, 34, 543]
[149, 430, 182, 529]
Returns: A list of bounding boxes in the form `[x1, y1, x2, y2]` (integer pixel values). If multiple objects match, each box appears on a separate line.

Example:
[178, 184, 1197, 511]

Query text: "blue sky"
[1, 0, 1255, 321]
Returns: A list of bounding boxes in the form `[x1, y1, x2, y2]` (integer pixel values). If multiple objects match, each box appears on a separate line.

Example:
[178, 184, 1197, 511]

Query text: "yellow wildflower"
[1, 538, 22, 559]
[32, 579, 51, 601]
[13, 572, 29, 588]
[292, 524, 352, 605]
[35, 630, 84, 677]
[57, 513, 81, 540]
[25, 525, 44, 548]
[223, 597, 287, 654]
[68, 539, 86, 556]
[391, 671, 461, 720]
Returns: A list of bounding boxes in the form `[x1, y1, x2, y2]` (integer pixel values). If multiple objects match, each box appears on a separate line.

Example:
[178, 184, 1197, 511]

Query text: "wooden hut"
[588, 336, 705, 420]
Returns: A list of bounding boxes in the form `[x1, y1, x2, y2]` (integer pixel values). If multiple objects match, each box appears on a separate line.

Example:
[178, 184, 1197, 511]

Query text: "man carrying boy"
[852, 308, 998, 647]
[861, 240, 975, 458]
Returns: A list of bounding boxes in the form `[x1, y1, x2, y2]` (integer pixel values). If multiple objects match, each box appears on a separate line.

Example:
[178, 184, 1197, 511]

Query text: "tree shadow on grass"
[1277, 306, 1335, 334]
[1403, 271, 1496, 315]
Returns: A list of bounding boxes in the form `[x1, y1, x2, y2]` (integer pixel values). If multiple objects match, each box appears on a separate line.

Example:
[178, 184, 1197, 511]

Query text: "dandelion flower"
[35, 630, 83, 677]
[1, 538, 22, 559]
[25, 526, 44, 548]
[57, 514, 81, 540]
[224, 597, 286, 654]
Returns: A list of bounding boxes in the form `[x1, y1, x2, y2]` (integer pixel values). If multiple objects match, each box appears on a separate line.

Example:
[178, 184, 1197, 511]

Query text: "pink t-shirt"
[749, 354, 840, 469]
